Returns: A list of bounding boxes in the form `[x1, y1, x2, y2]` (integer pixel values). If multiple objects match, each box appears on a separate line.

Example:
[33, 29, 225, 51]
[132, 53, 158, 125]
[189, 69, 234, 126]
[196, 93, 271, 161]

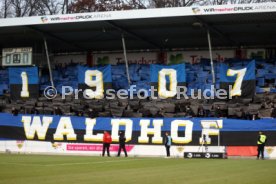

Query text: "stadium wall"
[1, 141, 276, 158]
[0, 140, 225, 157]
[52, 48, 265, 66]
[93, 50, 235, 65]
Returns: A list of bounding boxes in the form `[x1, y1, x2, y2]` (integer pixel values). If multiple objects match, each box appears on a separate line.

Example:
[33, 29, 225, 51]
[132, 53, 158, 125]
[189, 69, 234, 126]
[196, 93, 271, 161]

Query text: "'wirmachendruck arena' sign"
[0, 3, 275, 27]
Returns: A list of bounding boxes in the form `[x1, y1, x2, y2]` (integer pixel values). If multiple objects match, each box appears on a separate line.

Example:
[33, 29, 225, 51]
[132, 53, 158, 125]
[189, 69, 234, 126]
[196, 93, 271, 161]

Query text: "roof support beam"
[121, 33, 131, 86]
[105, 20, 161, 50]
[44, 37, 54, 88]
[193, 16, 238, 46]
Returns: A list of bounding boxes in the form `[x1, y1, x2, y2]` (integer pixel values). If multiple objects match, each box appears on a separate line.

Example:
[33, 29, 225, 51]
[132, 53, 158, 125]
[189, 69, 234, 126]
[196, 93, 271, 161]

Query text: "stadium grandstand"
[2, 2, 276, 184]
[0, 2, 276, 159]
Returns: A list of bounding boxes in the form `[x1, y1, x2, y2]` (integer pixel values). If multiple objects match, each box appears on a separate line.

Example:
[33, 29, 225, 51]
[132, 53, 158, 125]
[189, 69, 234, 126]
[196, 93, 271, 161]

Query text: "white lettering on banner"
[53, 117, 77, 141]
[84, 118, 103, 142]
[22, 116, 52, 140]
[138, 120, 163, 144]
[171, 120, 193, 144]
[200, 120, 223, 144]
[20, 117, 223, 144]
[20, 72, 29, 97]
[84, 70, 104, 99]
[158, 69, 177, 98]
[111, 119, 133, 142]
[227, 68, 247, 97]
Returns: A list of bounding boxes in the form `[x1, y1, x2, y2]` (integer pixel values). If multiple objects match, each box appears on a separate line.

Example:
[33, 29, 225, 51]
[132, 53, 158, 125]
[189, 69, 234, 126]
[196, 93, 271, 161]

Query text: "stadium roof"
[0, 3, 276, 53]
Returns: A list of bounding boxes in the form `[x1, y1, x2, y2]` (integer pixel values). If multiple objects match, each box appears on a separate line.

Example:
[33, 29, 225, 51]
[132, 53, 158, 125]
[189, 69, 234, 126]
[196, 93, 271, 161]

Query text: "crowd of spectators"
[1, 92, 275, 120]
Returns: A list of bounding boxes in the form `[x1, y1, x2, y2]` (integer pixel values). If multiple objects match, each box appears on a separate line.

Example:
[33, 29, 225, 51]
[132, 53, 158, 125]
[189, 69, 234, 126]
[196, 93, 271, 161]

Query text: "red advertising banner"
[227, 146, 257, 156]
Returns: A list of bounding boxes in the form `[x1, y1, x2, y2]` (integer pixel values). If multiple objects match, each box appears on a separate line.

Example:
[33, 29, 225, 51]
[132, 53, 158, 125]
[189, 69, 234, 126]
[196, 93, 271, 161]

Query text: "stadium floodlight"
[192, 22, 203, 28]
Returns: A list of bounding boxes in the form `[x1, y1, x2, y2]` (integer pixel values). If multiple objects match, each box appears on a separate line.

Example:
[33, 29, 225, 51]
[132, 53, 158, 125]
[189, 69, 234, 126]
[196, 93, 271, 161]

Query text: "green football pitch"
[0, 154, 276, 184]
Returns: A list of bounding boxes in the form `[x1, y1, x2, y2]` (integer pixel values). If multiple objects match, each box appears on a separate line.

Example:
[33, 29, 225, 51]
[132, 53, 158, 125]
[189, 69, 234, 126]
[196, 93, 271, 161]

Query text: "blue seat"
[215, 82, 220, 89]
[207, 79, 213, 84]
[196, 77, 206, 83]
[263, 64, 273, 70]
[257, 78, 265, 87]
[256, 87, 265, 94]
[112, 75, 123, 80]
[197, 71, 209, 77]
[257, 69, 267, 77]
[270, 88, 276, 93]
[130, 74, 141, 82]
[203, 66, 211, 71]
[186, 72, 195, 82]
[265, 73, 276, 79]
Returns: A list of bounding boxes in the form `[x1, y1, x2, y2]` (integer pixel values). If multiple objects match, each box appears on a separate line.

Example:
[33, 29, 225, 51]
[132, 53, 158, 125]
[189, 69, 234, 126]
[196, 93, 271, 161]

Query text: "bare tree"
[61, 0, 71, 14]
[10, 0, 28, 17]
[68, 0, 141, 13]
[149, 0, 275, 7]
[149, 0, 200, 8]
[125, 0, 147, 9]
[229, 0, 275, 4]
[40, 0, 62, 15]
[68, 0, 96, 13]
[8, 0, 42, 17]
[0, 0, 12, 18]
[28, 0, 42, 16]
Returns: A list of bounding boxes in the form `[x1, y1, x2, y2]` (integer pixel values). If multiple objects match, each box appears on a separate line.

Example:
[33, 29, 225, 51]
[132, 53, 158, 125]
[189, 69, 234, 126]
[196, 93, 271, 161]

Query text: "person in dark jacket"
[102, 131, 112, 157]
[272, 107, 276, 118]
[117, 131, 128, 157]
[185, 106, 194, 117]
[88, 108, 98, 119]
[197, 106, 205, 117]
[164, 132, 172, 158]
[11, 107, 18, 116]
[31, 107, 39, 115]
[214, 105, 223, 118]
[54, 106, 62, 115]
